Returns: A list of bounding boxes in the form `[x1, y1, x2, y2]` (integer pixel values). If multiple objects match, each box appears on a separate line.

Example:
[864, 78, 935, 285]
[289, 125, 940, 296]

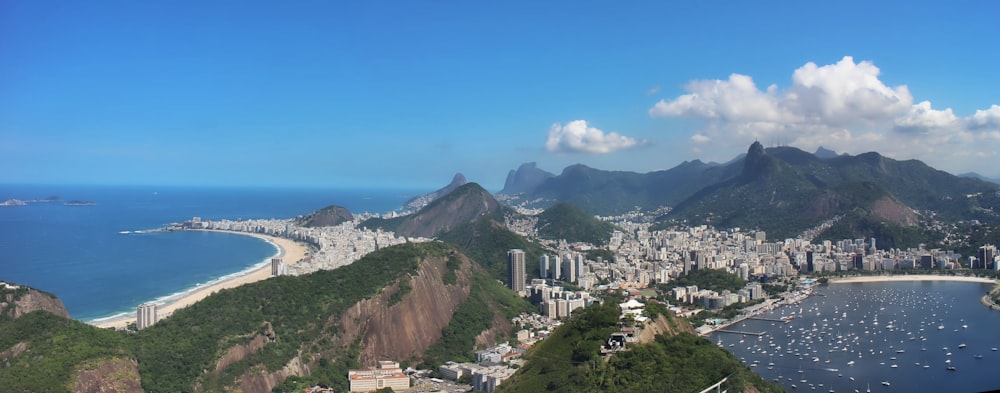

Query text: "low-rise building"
[348, 360, 410, 392]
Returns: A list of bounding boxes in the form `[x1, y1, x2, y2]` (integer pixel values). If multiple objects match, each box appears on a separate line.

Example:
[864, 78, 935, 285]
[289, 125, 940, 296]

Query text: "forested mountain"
[535, 202, 616, 245]
[499, 143, 998, 243]
[497, 299, 782, 393]
[663, 142, 998, 240]
[293, 205, 353, 227]
[363, 182, 506, 239]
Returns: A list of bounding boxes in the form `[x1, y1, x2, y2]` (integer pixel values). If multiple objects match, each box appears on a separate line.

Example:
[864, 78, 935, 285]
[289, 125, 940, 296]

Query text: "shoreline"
[828, 274, 997, 284]
[89, 230, 309, 329]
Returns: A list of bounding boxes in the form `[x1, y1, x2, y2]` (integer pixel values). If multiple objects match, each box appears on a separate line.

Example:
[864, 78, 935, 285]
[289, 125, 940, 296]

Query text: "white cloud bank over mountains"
[545, 120, 644, 154]
[650, 56, 1000, 173]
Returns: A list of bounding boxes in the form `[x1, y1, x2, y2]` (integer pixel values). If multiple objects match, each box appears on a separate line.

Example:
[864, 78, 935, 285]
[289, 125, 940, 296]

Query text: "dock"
[748, 316, 793, 323]
[715, 329, 766, 336]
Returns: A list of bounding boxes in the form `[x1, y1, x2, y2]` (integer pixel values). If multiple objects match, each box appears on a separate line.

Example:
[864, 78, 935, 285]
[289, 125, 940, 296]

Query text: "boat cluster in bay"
[712, 282, 1000, 392]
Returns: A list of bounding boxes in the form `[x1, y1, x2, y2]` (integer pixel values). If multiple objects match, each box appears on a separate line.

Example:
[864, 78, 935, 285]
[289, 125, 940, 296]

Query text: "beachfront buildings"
[348, 361, 409, 392]
[271, 257, 287, 276]
[508, 249, 526, 294]
[136, 302, 157, 330]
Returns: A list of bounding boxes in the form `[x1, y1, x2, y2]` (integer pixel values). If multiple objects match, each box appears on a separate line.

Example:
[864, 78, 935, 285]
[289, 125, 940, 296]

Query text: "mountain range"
[500, 142, 1000, 243]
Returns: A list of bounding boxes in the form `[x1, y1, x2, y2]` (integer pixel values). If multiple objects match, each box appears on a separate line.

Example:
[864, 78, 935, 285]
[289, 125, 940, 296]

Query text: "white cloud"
[691, 133, 711, 144]
[969, 105, 1000, 130]
[894, 101, 959, 133]
[545, 120, 642, 154]
[649, 56, 1000, 175]
[650, 74, 788, 123]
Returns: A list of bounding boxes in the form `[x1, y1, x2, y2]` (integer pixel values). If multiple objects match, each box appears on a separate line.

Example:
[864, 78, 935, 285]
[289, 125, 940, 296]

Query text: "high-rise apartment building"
[979, 244, 997, 270]
[562, 254, 577, 283]
[271, 257, 287, 276]
[508, 249, 526, 293]
[137, 302, 157, 330]
[540, 255, 549, 279]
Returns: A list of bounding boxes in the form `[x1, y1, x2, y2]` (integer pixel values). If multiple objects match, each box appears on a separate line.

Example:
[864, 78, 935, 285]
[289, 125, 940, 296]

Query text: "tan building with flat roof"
[348, 360, 409, 392]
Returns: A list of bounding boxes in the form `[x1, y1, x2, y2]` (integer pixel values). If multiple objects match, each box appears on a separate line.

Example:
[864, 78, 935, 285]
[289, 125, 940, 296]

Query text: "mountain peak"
[392, 182, 502, 238]
[742, 141, 774, 178]
[295, 205, 354, 227]
[404, 173, 469, 210]
[814, 146, 839, 159]
[449, 173, 467, 186]
[500, 162, 555, 195]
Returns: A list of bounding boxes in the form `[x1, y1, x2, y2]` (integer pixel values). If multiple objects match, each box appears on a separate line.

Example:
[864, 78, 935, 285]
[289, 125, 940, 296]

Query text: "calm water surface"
[711, 281, 1000, 392]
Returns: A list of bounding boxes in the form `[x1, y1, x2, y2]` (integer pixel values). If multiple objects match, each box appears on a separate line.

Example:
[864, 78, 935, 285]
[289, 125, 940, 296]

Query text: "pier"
[715, 329, 766, 336]
[748, 316, 793, 323]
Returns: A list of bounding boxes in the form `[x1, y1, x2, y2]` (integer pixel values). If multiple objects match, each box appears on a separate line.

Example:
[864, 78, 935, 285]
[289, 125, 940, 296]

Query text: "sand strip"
[90, 230, 309, 329]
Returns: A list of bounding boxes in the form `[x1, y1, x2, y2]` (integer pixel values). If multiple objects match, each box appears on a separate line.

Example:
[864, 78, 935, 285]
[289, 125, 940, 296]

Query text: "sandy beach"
[829, 274, 997, 284]
[92, 230, 309, 329]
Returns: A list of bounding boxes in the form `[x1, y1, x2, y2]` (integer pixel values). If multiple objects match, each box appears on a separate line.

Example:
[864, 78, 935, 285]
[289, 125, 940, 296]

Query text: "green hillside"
[662, 142, 949, 240]
[437, 215, 548, 285]
[0, 312, 135, 393]
[535, 202, 616, 245]
[0, 242, 530, 393]
[497, 298, 781, 393]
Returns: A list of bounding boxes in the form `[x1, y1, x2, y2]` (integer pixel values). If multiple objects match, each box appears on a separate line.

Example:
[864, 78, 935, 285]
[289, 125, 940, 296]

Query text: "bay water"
[0, 184, 417, 321]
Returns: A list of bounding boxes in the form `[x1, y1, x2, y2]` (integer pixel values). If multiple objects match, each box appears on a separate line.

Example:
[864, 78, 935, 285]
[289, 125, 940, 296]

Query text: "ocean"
[710, 281, 1000, 392]
[0, 184, 419, 322]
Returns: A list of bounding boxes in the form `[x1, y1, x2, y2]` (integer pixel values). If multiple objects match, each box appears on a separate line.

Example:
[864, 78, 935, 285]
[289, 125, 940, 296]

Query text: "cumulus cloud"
[969, 105, 1000, 130]
[893, 101, 958, 134]
[649, 56, 1000, 174]
[545, 120, 642, 154]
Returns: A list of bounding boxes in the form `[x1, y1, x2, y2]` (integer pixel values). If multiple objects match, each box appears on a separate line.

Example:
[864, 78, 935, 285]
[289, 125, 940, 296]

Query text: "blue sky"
[3, 1, 999, 190]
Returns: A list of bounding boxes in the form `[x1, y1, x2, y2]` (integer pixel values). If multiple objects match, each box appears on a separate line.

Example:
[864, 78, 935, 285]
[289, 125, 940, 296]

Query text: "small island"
[64, 200, 97, 206]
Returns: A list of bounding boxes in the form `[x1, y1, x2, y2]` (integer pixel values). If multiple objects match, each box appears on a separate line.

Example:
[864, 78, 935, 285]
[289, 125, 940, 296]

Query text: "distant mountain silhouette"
[960, 172, 1000, 185]
[404, 173, 467, 210]
[501, 160, 735, 215]
[500, 162, 555, 195]
[814, 146, 841, 159]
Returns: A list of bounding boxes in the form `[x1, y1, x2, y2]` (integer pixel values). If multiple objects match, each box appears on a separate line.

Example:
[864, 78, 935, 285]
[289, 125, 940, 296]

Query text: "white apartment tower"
[136, 302, 157, 330]
[540, 255, 549, 280]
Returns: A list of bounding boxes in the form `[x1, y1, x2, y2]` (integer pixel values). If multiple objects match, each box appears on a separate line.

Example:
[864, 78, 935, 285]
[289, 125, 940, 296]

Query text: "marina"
[710, 280, 1000, 392]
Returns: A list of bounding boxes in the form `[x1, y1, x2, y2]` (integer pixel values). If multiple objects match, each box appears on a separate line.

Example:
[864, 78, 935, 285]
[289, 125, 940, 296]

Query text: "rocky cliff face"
[0, 287, 70, 320]
[501, 162, 555, 195]
[71, 357, 143, 393]
[228, 248, 498, 393]
[636, 314, 694, 344]
[342, 251, 477, 365]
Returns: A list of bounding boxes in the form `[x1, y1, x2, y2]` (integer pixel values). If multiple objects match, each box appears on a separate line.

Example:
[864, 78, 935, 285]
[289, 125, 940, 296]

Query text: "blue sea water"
[0, 184, 419, 321]
[710, 281, 1000, 393]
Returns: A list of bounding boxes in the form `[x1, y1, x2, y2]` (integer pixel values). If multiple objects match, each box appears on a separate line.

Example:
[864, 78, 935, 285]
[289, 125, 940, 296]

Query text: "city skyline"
[3, 2, 999, 189]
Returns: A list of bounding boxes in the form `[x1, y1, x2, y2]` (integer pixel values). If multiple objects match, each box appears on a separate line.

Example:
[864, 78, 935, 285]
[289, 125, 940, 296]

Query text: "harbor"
[709, 280, 1000, 392]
